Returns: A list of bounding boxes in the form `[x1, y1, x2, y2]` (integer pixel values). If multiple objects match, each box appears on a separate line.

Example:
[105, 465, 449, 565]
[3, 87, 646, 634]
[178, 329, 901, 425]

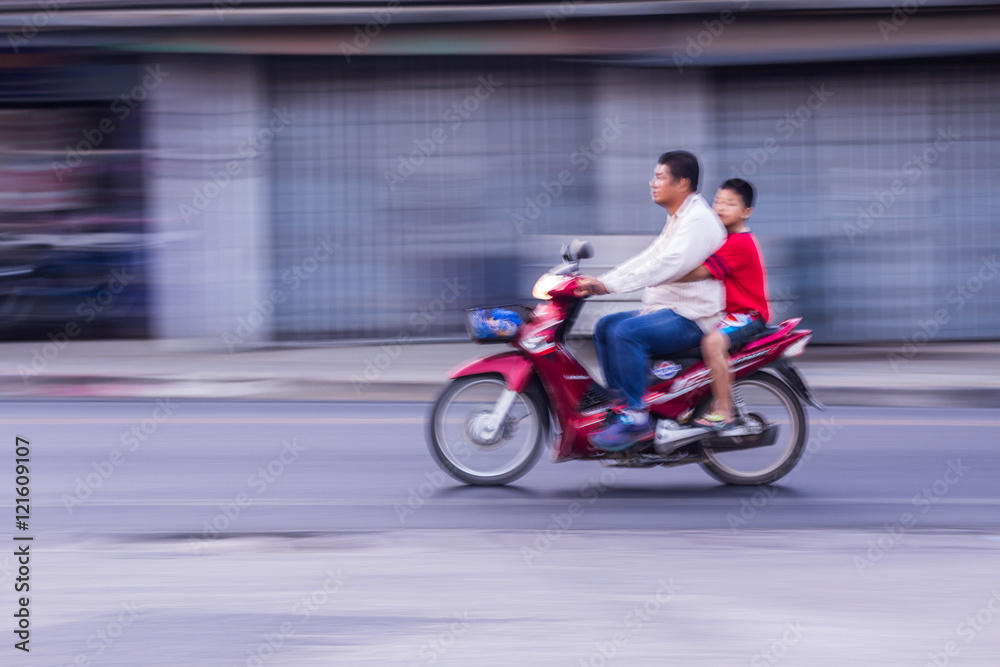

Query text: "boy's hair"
[720, 178, 755, 208]
[657, 151, 699, 192]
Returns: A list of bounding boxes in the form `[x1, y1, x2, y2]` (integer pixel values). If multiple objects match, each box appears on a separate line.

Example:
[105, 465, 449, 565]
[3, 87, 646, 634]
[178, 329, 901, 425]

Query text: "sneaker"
[590, 412, 654, 452]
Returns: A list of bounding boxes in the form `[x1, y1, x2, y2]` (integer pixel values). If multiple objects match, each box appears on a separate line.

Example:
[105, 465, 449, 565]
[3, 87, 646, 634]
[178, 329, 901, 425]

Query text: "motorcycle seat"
[649, 326, 781, 363]
[653, 346, 702, 362]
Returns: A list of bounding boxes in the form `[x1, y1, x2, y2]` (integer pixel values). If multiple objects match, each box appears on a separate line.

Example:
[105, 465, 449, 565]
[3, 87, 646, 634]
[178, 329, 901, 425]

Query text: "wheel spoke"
[701, 374, 805, 485]
[430, 377, 543, 485]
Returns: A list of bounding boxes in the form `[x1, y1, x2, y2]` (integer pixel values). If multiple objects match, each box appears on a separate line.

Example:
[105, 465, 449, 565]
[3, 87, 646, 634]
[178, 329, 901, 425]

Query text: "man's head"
[713, 178, 755, 231]
[650, 151, 699, 212]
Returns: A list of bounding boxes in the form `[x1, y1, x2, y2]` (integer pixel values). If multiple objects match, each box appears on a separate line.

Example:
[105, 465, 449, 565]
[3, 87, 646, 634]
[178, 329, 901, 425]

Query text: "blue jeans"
[593, 309, 704, 411]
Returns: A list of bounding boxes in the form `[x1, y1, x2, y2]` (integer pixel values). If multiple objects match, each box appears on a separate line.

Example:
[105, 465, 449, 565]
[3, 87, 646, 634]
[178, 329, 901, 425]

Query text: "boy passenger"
[677, 178, 771, 430]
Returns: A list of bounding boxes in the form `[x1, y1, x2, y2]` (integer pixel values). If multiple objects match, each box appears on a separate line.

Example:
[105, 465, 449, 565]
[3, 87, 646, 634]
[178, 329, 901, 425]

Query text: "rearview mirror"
[569, 239, 594, 260]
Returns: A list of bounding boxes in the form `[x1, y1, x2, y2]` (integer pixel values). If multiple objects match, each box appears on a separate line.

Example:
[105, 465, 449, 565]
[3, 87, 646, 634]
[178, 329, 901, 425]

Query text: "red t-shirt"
[704, 230, 771, 323]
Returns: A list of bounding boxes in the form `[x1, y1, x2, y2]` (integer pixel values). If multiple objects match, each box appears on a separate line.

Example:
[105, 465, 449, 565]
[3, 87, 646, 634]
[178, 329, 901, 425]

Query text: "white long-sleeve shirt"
[599, 193, 727, 333]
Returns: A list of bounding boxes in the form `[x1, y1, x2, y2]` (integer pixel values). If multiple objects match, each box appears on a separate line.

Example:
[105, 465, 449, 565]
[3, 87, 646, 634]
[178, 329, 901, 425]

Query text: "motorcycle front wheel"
[700, 371, 807, 486]
[428, 374, 547, 486]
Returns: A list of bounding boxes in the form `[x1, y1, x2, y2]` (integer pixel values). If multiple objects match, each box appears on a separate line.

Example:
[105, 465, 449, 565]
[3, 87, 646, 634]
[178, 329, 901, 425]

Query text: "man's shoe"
[590, 414, 654, 452]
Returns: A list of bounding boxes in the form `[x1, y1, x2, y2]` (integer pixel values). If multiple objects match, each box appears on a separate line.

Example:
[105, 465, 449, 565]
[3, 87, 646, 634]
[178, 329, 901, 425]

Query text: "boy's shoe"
[694, 411, 738, 432]
[590, 412, 654, 452]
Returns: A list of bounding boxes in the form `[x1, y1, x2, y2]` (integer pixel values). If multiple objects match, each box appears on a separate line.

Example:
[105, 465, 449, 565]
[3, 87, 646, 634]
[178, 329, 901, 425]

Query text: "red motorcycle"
[427, 240, 824, 487]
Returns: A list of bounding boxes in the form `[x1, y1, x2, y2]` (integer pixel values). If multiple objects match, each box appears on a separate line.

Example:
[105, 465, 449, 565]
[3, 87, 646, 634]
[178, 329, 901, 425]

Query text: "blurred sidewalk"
[2, 339, 998, 407]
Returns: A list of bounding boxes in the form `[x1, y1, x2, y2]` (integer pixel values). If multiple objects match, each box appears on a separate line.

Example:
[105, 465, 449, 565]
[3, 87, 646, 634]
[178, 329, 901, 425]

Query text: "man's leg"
[590, 309, 704, 452]
[593, 310, 637, 392]
[612, 309, 704, 411]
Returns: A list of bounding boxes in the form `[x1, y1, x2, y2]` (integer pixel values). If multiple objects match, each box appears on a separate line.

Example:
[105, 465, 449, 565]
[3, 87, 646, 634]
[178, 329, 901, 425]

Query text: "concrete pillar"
[144, 55, 272, 348]
[569, 67, 714, 333]
[591, 66, 714, 235]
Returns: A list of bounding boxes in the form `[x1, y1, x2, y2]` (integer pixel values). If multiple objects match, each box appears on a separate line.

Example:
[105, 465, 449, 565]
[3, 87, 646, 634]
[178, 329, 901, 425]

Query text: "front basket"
[465, 305, 534, 343]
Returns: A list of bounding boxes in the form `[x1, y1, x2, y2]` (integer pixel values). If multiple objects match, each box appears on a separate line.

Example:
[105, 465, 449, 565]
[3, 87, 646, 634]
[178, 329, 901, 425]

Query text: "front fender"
[448, 351, 535, 393]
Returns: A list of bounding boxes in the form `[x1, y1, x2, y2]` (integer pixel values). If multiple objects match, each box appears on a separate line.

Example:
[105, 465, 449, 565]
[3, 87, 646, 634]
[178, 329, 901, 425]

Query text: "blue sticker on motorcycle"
[652, 360, 682, 380]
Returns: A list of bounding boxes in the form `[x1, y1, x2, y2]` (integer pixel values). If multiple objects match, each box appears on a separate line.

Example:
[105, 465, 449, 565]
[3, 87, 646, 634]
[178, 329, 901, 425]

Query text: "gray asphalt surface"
[5, 400, 1000, 666]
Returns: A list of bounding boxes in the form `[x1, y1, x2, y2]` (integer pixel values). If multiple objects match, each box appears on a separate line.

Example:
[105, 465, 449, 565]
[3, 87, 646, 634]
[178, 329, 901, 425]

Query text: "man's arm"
[593, 231, 664, 294]
[599, 209, 724, 294]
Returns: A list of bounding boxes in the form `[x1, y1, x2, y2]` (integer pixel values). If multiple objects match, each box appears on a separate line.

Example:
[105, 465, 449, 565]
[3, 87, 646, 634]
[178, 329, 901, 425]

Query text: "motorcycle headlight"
[532, 274, 564, 300]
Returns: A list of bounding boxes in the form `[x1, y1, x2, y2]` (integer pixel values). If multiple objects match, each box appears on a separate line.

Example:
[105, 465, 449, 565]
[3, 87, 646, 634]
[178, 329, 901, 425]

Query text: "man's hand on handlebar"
[575, 276, 609, 297]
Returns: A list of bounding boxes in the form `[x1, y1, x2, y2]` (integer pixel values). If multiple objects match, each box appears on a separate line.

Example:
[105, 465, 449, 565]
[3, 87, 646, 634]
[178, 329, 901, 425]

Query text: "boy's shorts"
[717, 311, 767, 351]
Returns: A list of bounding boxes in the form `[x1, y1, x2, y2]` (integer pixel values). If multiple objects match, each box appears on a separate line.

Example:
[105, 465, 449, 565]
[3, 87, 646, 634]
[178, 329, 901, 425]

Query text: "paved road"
[17, 400, 1000, 534]
[5, 401, 1000, 666]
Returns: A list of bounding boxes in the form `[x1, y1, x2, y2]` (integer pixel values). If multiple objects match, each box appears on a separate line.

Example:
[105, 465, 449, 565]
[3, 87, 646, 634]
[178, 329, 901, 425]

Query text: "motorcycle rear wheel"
[700, 372, 807, 486]
[428, 374, 547, 486]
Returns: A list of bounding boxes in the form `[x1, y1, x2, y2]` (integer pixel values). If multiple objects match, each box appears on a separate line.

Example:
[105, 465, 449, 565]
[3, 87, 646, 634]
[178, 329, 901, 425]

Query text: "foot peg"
[653, 420, 712, 455]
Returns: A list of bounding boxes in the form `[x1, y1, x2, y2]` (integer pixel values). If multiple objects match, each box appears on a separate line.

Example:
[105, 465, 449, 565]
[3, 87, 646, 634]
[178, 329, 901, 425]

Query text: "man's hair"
[657, 151, 700, 192]
[720, 178, 755, 208]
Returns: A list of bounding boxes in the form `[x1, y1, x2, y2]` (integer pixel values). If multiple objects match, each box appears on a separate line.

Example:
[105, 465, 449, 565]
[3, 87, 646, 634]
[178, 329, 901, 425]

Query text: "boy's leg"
[700, 329, 733, 423]
[696, 314, 767, 427]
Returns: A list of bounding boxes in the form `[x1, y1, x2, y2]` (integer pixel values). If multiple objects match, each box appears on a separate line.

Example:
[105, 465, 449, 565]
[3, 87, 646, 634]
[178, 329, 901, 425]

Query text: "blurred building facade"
[1, 1, 998, 344]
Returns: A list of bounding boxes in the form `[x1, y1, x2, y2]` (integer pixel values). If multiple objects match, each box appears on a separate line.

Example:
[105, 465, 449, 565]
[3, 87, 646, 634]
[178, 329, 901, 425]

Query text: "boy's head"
[713, 178, 755, 231]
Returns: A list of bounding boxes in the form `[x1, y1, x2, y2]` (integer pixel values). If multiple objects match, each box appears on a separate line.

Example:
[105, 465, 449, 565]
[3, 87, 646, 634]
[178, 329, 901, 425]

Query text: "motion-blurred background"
[1, 0, 998, 345]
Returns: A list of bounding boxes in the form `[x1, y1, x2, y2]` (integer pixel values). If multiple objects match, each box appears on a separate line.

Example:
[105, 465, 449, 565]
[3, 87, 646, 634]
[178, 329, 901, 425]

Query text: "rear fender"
[743, 318, 802, 352]
[764, 360, 826, 411]
[448, 351, 536, 394]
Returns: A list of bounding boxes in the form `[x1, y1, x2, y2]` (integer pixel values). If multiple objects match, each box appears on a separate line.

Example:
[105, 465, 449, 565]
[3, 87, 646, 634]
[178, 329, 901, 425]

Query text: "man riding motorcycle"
[575, 150, 726, 451]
